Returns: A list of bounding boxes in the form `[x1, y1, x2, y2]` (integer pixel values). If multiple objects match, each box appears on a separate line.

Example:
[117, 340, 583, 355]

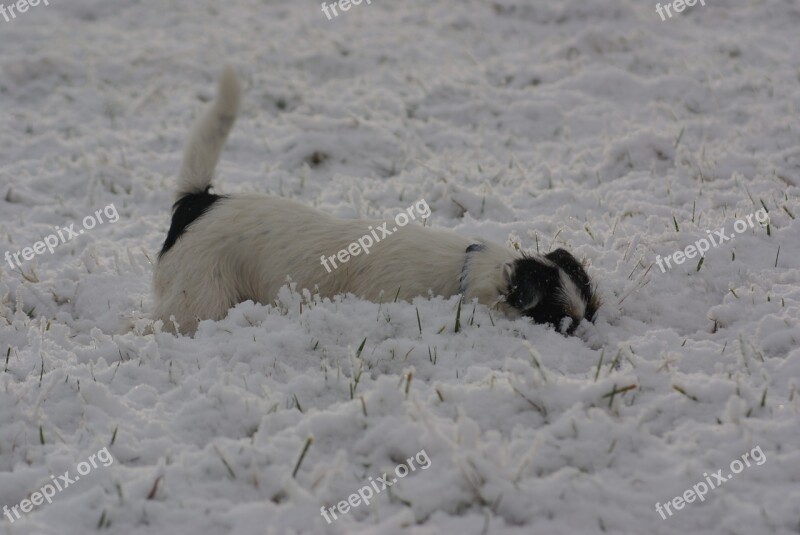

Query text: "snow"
[1, 0, 799, 533]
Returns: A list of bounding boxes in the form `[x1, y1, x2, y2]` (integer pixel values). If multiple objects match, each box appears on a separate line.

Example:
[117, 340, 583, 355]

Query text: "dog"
[153, 67, 600, 335]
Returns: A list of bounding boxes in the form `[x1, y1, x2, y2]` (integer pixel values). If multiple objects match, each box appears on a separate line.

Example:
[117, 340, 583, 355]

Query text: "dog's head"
[503, 248, 600, 335]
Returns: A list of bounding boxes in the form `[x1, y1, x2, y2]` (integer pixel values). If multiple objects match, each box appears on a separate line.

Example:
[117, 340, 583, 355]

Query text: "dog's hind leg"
[153, 261, 239, 335]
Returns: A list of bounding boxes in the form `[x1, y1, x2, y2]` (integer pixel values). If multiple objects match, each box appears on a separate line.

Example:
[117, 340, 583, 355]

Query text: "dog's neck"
[457, 242, 522, 318]
[458, 243, 485, 294]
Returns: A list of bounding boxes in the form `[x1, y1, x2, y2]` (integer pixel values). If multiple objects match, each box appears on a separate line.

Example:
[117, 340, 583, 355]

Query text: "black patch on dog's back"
[159, 187, 226, 258]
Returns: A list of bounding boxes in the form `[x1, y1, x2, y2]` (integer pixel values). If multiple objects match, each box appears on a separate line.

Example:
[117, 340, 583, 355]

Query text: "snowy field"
[1, 0, 799, 533]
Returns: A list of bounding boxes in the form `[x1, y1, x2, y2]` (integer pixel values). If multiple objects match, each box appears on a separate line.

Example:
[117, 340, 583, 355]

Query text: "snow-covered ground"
[1, 0, 799, 533]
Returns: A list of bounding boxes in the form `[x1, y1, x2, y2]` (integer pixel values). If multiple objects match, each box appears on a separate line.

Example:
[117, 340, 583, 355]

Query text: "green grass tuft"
[292, 437, 313, 479]
[454, 298, 462, 333]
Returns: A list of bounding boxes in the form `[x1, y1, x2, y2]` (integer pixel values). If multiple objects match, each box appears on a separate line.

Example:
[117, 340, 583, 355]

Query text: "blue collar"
[458, 244, 484, 294]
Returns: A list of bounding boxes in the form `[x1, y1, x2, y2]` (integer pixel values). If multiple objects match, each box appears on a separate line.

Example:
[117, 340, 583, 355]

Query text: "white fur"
[154, 195, 522, 333]
[557, 270, 585, 319]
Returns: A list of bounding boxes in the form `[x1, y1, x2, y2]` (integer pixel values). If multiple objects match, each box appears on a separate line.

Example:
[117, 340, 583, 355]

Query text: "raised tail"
[176, 66, 241, 199]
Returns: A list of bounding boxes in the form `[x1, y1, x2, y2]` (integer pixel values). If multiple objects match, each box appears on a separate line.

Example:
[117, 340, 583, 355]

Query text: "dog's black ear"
[545, 248, 599, 321]
[544, 248, 584, 276]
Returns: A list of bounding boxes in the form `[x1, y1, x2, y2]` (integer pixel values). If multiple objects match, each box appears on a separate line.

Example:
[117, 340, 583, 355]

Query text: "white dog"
[153, 67, 599, 335]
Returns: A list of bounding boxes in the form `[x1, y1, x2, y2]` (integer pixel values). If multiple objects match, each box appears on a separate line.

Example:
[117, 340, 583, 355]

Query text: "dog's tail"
[176, 66, 241, 199]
